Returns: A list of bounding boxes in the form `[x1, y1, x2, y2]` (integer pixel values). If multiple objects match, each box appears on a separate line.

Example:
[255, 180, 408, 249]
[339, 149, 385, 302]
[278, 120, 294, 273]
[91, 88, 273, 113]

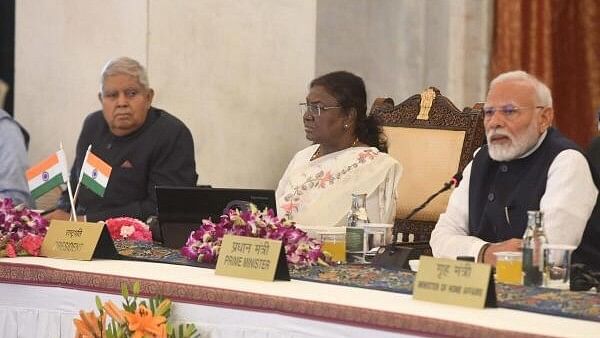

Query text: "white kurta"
[276, 145, 402, 227]
[430, 140, 598, 261]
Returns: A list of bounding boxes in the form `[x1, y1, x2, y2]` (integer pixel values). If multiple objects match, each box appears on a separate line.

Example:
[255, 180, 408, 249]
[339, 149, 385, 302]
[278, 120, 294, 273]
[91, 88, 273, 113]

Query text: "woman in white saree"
[276, 71, 402, 227]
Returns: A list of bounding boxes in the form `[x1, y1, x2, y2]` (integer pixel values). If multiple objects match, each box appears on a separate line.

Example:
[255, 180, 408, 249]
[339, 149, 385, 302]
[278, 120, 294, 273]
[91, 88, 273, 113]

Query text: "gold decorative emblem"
[417, 87, 436, 120]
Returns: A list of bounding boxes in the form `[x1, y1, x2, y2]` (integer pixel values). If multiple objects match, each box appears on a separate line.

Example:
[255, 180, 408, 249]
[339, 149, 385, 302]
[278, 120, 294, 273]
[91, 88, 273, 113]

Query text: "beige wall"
[15, 0, 490, 190]
[15, 0, 148, 173]
[16, 0, 314, 189]
[316, 0, 492, 108]
[148, 1, 315, 188]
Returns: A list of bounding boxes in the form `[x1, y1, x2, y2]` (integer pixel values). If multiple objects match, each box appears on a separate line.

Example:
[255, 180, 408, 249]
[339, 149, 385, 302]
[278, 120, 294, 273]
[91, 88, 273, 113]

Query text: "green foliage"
[169, 323, 201, 338]
[132, 280, 141, 295]
[95, 295, 104, 314]
[120, 281, 140, 313]
[105, 322, 127, 338]
[76, 281, 201, 338]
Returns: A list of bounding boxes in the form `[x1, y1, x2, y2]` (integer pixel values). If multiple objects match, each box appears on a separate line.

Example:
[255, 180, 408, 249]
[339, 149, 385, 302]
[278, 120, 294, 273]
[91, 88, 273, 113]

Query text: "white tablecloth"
[1, 257, 598, 337]
[0, 283, 417, 338]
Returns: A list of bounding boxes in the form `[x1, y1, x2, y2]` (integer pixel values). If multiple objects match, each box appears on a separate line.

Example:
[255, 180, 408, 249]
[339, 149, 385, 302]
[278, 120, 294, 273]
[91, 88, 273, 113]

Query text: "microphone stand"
[389, 180, 455, 248]
[371, 175, 461, 270]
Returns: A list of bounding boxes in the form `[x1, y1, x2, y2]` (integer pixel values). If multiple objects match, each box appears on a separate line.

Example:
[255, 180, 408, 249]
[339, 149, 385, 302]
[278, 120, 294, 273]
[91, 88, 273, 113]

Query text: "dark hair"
[310, 71, 388, 152]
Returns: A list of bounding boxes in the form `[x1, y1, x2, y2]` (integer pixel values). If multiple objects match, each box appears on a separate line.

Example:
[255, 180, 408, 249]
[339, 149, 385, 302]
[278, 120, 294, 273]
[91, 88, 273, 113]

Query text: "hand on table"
[483, 238, 522, 266]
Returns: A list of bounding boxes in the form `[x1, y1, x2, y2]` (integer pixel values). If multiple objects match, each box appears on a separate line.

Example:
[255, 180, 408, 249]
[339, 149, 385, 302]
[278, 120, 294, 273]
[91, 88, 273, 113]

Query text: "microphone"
[449, 172, 463, 188]
[390, 172, 463, 246]
[371, 172, 463, 270]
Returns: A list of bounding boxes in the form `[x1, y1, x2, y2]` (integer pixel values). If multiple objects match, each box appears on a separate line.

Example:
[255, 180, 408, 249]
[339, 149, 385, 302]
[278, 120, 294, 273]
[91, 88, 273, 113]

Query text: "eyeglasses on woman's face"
[299, 102, 342, 117]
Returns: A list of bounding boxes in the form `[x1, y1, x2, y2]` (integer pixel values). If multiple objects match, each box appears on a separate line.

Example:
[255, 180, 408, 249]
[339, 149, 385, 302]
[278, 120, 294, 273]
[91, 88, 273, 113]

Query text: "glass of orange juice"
[494, 251, 523, 285]
[320, 232, 346, 263]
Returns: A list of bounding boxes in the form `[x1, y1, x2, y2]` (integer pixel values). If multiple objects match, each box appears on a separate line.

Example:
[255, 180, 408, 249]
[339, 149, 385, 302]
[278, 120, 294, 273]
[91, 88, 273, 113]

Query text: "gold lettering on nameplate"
[64, 228, 84, 238]
[53, 241, 84, 252]
[216, 235, 286, 281]
[42, 220, 106, 260]
[413, 256, 495, 308]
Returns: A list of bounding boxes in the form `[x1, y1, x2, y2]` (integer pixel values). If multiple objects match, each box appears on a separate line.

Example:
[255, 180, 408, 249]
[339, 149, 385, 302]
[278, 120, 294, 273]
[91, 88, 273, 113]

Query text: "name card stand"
[215, 234, 290, 282]
[41, 220, 120, 260]
[413, 256, 496, 308]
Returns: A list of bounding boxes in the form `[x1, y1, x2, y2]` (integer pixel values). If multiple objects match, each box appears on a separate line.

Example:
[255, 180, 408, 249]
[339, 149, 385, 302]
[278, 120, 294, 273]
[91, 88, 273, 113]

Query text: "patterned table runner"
[115, 240, 600, 323]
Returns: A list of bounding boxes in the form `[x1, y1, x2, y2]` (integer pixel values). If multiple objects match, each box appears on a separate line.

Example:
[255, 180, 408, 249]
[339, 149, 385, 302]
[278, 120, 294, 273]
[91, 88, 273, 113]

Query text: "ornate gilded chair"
[370, 87, 485, 256]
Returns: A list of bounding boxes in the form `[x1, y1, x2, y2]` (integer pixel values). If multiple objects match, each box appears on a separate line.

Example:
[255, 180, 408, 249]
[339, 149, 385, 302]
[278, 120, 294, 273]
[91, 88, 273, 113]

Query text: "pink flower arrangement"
[0, 233, 45, 257]
[0, 198, 49, 258]
[181, 206, 329, 268]
[20, 233, 44, 256]
[105, 217, 152, 241]
[4, 240, 16, 257]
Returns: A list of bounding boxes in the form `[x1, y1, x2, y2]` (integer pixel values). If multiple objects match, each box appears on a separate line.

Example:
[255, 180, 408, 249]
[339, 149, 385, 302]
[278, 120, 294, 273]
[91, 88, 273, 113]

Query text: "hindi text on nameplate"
[41, 220, 105, 260]
[413, 256, 496, 308]
[215, 234, 289, 281]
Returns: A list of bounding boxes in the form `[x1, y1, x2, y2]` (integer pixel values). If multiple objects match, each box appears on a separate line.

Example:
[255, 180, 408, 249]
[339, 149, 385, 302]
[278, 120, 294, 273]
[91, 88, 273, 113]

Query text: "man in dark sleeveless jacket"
[430, 70, 600, 270]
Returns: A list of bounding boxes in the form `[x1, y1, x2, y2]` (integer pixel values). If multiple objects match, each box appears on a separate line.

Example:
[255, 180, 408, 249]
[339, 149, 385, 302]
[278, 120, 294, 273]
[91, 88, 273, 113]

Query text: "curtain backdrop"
[491, 0, 600, 148]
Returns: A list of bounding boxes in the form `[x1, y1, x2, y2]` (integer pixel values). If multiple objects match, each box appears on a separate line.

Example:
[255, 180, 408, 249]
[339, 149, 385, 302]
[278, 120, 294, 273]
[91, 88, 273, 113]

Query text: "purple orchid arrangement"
[181, 206, 329, 267]
[0, 198, 49, 258]
[0, 198, 49, 241]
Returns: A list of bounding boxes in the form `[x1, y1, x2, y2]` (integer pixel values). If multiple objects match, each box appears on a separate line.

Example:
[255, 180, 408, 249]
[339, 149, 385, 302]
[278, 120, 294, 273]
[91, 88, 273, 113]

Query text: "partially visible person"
[587, 110, 600, 176]
[46, 57, 197, 222]
[276, 71, 402, 227]
[0, 108, 33, 206]
[430, 70, 600, 269]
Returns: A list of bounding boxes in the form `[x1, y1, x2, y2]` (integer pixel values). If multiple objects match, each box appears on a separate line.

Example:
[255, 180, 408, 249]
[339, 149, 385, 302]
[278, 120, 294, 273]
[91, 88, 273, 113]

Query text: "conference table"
[1, 254, 599, 338]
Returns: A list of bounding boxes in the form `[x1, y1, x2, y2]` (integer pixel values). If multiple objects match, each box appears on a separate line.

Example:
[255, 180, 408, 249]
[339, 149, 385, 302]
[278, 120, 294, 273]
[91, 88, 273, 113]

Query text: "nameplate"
[215, 235, 290, 281]
[413, 256, 496, 308]
[41, 220, 120, 260]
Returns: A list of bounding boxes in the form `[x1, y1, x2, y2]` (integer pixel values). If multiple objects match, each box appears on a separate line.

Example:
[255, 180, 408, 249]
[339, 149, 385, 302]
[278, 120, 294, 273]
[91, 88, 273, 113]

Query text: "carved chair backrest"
[370, 88, 484, 242]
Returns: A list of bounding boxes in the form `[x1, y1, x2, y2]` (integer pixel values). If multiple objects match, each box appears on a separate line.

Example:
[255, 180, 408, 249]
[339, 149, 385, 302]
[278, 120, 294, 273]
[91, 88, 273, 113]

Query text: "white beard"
[487, 122, 540, 161]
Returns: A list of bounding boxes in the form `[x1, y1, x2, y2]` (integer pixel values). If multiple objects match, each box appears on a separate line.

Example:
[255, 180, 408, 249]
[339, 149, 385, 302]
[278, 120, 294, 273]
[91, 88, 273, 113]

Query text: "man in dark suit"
[46, 57, 198, 222]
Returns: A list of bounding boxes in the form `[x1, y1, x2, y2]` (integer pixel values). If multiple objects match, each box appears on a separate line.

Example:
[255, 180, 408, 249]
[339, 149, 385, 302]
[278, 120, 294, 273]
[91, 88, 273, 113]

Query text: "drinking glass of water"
[542, 244, 576, 290]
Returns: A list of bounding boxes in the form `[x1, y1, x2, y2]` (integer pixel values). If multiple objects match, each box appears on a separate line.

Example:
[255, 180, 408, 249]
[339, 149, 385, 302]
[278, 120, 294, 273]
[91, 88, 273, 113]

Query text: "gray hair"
[100, 57, 149, 91]
[489, 70, 553, 108]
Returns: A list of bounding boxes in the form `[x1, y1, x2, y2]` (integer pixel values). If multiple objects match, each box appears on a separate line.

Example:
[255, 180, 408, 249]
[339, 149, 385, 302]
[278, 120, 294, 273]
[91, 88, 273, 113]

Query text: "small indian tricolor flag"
[81, 152, 112, 197]
[26, 150, 69, 199]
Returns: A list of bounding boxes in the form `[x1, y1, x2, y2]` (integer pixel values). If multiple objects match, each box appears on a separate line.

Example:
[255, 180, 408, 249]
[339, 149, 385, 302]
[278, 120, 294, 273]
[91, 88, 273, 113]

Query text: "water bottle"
[522, 210, 547, 286]
[346, 193, 369, 263]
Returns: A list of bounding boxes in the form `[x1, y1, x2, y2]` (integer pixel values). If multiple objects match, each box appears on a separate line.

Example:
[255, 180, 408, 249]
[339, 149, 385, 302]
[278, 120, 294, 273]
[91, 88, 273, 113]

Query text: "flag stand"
[66, 179, 77, 221]
[68, 144, 112, 221]
[70, 144, 92, 221]
[58, 143, 77, 221]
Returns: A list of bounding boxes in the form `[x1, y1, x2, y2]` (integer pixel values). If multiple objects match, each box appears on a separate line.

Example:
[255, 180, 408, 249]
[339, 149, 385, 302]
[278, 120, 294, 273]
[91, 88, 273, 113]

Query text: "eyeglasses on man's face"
[299, 103, 342, 117]
[482, 104, 545, 120]
[101, 87, 144, 101]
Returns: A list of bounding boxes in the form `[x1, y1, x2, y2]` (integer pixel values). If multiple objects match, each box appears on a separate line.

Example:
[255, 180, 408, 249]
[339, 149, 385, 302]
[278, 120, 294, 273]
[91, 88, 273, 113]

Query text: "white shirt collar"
[518, 129, 548, 159]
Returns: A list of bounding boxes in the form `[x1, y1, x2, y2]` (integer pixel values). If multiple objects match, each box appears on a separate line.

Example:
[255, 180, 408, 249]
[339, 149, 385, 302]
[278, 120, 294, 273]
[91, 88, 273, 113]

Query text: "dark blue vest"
[468, 128, 600, 269]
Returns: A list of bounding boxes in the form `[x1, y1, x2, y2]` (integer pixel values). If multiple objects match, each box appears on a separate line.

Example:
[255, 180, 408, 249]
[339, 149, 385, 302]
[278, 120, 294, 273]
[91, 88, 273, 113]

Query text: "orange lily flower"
[123, 304, 167, 338]
[73, 310, 104, 338]
[103, 300, 126, 324]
